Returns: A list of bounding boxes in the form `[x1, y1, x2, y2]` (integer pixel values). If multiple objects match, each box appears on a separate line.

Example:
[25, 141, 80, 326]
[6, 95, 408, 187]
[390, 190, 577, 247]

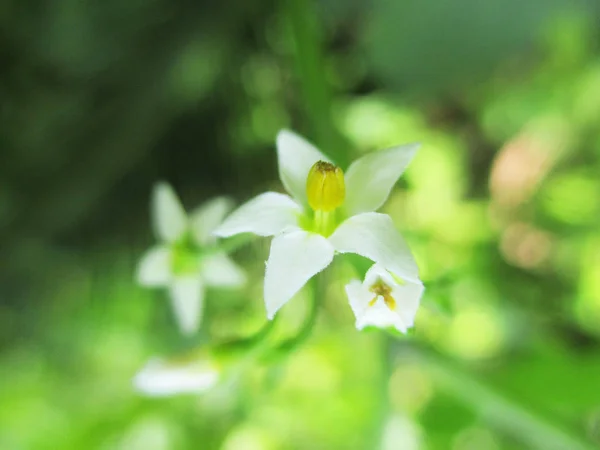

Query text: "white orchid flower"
[137, 182, 246, 335]
[214, 130, 421, 319]
[133, 354, 220, 397]
[345, 263, 424, 333]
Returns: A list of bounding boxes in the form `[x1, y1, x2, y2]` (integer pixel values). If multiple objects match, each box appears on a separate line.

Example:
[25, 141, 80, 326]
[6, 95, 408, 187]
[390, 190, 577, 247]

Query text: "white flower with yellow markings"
[214, 130, 421, 320]
[346, 264, 424, 332]
[137, 182, 246, 335]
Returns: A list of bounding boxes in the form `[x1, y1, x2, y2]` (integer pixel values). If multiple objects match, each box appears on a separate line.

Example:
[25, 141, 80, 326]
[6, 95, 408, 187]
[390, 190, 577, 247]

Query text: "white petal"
[364, 262, 398, 288]
[201, 253, 246, 287]
[190, 196, 234, 245]
[264, 230, 335, 319]
[137, 246, 172, 286]
[345, 279, 370, 319]
[344, 143, 420, 215]
[277, 129, 330, 206]
[213, 192, 302, 238]
[169, 276, 205, 335]
[152, 182, 188, 242]
[329, 212, 420, 283]
[133, 356, 219, 397]
[391, 279, 424, 328]
[356, 298, 408, 333]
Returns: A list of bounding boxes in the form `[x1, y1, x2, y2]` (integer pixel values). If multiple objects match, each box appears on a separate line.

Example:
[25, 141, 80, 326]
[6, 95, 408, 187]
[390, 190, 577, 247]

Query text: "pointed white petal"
[344, 143, 420, 215]
[152, 182, 188, 243]
[213, 192, 302, 238]
[169, 276, 205, 335]
[190, 196, 234, 245]
[264, 230, 334, 319]
[201, 253, 246, 287]
[137, 246, 172, 286]
[277, 129, 330, 206]
[133, 356, 219, 397]
[329, 212, 420, 283]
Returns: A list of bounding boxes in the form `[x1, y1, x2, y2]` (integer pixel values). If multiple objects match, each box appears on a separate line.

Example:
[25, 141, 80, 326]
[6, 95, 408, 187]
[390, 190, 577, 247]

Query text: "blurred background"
[2, 0, 600, 448]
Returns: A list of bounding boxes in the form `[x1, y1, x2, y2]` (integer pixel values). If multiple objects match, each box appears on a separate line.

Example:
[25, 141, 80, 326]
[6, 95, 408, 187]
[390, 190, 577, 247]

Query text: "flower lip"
[346, 263, 424, 333]
[369, 278, 397, 311]
[306, 161, 345, 212]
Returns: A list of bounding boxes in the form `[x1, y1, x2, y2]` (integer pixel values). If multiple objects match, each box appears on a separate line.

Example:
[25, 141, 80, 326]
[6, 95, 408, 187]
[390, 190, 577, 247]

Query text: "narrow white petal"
[201, 253, 246, 288]
[152, 182, 188, 243]
[391, 280, 424, 328]
[137, 246, 172, 286]
[344, 143, 420, 215]
[277, 129, 330, 206]
[264, 230, 335, 319]
[133, 356, 219, 397]
[169, 276, 205, 335]
[190, 196, 234, 245]
[213, 192, 302, 238]
[329, 212, 420, 283]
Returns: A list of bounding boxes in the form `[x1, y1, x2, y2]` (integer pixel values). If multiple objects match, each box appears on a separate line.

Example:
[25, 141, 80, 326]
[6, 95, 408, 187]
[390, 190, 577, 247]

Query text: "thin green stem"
[285, 0, 348, 166]
[212, 315, 278, 360]
[212, 272, 322, 367]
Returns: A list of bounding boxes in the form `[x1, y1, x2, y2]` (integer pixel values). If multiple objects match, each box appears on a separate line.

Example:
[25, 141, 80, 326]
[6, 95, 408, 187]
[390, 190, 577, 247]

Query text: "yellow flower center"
[368, 278, 397, 311]
[306, 161, 345, 212]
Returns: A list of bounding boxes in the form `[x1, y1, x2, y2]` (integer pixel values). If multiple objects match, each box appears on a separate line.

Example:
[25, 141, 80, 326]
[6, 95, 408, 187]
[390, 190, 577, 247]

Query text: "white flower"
[346, 264, 424, 333]
[214, 129, 421, 319]
[137, 182, 246, 335]
[381, 414, 422, 450]
[133, 354, 219, 397]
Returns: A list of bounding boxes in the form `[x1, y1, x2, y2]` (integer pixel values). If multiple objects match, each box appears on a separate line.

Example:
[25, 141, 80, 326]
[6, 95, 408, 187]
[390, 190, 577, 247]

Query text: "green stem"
[213, 272, 322, 367]
[286, 0, 348, 166]
[395, 342, 597, 450]
[212, 315, 278, 360]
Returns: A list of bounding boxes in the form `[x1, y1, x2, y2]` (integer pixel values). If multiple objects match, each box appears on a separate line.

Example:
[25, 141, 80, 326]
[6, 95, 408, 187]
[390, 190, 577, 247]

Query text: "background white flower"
[137, 182, 246, 335]
[345, 263, 424, 333]
[380, 414, 423, 450]
[133, 354, 220, 397]
[214, 130, 421, 320]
